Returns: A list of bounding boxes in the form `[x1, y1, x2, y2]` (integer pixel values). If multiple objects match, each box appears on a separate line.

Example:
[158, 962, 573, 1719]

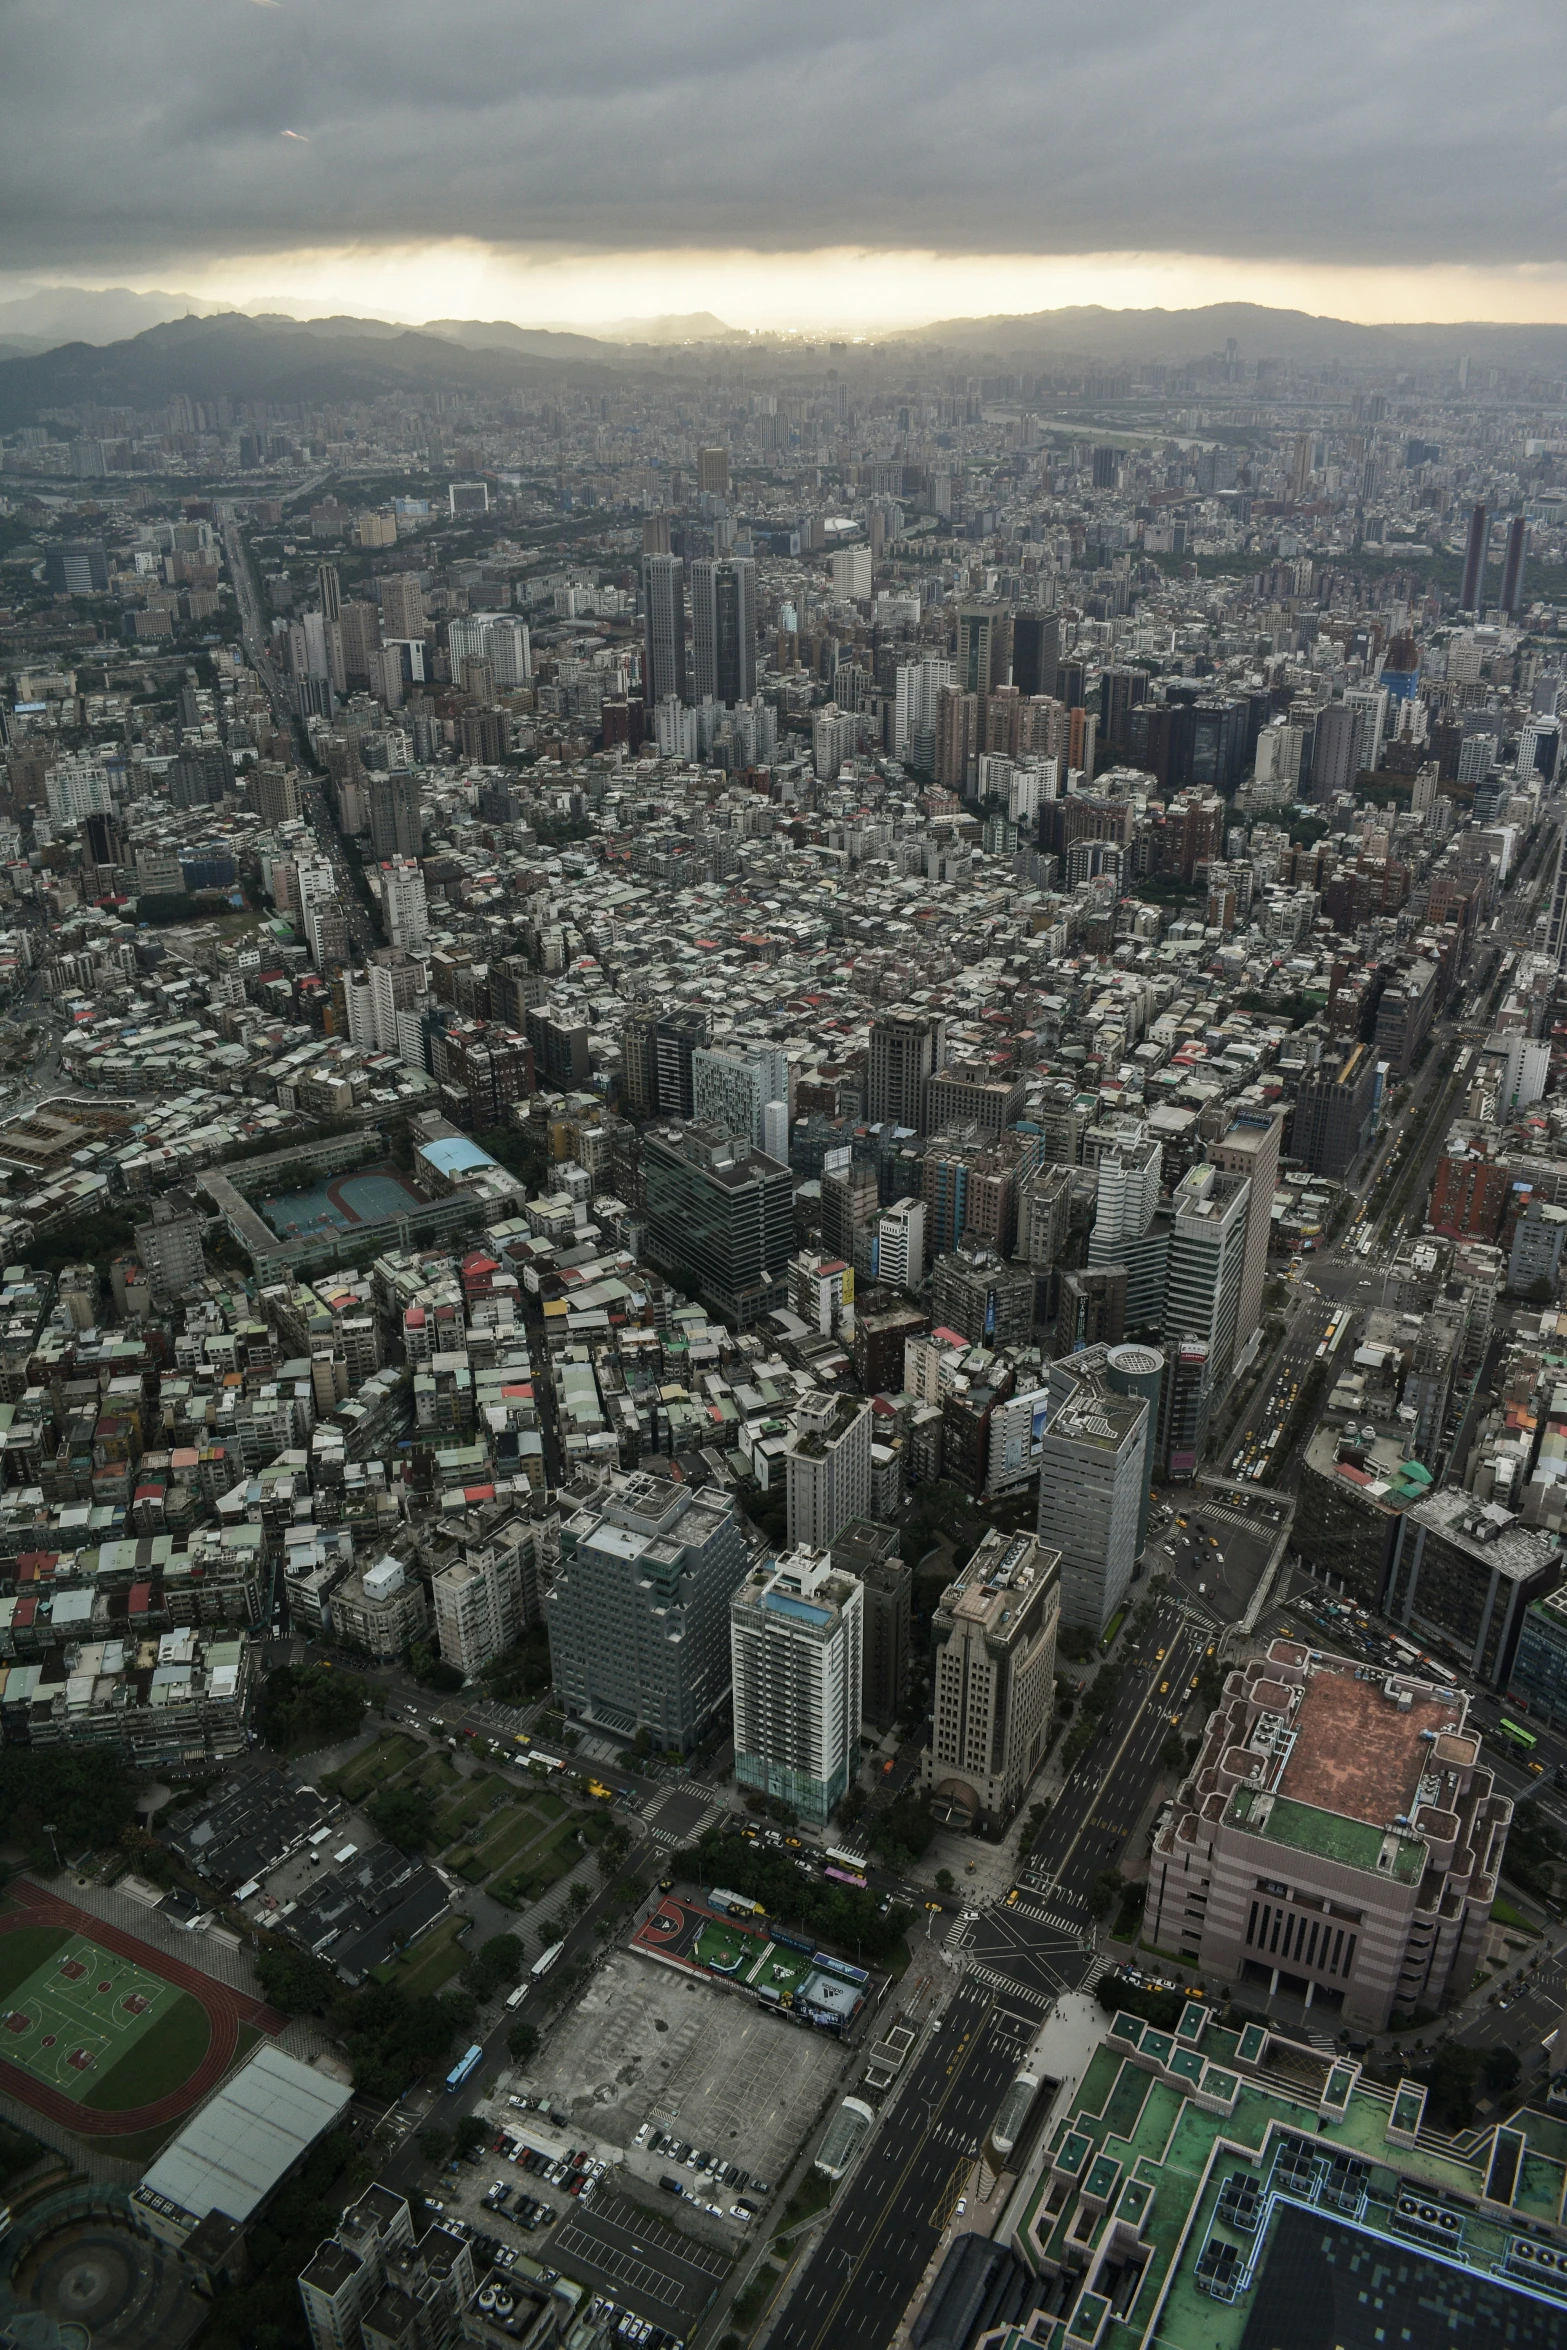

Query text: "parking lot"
[551, 2190, 732, 2333]
[519, 1949, 843, 2188]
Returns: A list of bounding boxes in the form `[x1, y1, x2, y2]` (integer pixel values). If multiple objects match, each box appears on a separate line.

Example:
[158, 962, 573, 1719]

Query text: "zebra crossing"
[963, 1956, 1108, 2008]
[1009, 1899, 1087, 1935]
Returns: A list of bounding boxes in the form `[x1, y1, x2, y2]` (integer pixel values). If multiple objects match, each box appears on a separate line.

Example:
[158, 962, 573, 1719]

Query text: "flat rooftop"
[1278, 1670, 1460, 1830]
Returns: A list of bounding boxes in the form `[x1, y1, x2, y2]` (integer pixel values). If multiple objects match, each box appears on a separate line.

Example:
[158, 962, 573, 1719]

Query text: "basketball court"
[0, 1931, 188, 2102]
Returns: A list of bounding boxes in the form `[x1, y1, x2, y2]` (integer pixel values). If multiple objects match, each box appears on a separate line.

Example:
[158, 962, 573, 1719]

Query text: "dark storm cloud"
[2, 0, 1564, 272]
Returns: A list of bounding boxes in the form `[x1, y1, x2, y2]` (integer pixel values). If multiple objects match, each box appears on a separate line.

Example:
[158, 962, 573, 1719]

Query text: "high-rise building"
[641, 553, 687, 708]
[1292, 1044, 1378, 1180]
[876, 1195, 926, 1289]
[134, 1192, 205, 1304]
[652, 1005, 712, 1120]
[643, 1121, 794, 1327]
[1309, 700, 1360, 798]
[830, 1518, 911, 1731]
[691, 1039, 786, 1145]
[830, 545, 873, 600]
[1211, 1107, 1283, 1376]
[731, 1546, 863, 1824]
[432, 1531, 532, 1676]
[300, 2186, 418, 2350]
[1036, 1350, 1149, 1638]
[1499, 514, 1529, 619]
[547, 1471, 749, 1750]
[368, 771, 422, 862]
[690, 557, 757, 705]
[820, 1156, 879, 1262]
[1091, 445, 1119, 490]
[1164, 1163, 1251, 1397]
[922, 1528, 1060, 1830]
[1160, 1336, 1212, 1480]
[379, 572, 424, 641]
[1011, 611, 1060, 700]
[696, 446, 730, 495]
[381, 856, 428, 952]
[1459, 501, 1490, 613]
[866, 1007, 945, 1130]
[956, 603, 1007, 695]
[785, 1392, 873, 1552]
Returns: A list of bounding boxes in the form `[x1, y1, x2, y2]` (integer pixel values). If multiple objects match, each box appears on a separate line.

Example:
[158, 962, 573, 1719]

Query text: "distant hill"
[0, 285, 220, 349]
[0, 311, 634, 428]
[897, 299, 1567, 372]
[422, 317, 646, 363]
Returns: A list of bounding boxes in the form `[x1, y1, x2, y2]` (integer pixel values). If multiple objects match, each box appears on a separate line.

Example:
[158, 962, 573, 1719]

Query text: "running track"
[0, 1882, 284, 2137]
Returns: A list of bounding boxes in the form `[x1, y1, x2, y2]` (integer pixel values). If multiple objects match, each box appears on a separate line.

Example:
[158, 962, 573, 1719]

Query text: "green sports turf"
[0, 1929, 69, 2004]
[81, 1992, 210, 2111]
[0, 1933, 201, 2105]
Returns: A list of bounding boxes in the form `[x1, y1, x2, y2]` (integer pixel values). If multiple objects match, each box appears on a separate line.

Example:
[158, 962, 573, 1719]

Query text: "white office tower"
[892, 657, 955, 762]
[1164, 1163, 1252, 1394]
[44, 754, 113, 825]
[877, 1196, 926, 1289]
[1088, 1133, 1161, 1257]
[447, 612, 531, 687]
[762, 1098, 790, 1163]
[830, 544, 873, 600]
[381, 855, 429, 952]
[691, 1040, 789, 1148]
[785, 1392, 873, 1552]
[921, 1529, 1060, 1831]
[731, 1547, 863, 1824]
[1036, 1351, 1149, 1638]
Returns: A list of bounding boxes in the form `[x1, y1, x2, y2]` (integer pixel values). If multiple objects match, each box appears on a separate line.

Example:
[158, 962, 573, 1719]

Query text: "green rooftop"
[1228, 1784, 1426, 1883]
[1020, 2016, 1567, 2350]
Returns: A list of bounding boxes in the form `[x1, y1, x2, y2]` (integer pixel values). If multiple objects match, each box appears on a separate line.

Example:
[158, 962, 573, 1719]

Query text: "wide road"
[766, 1981, 1025, 2350]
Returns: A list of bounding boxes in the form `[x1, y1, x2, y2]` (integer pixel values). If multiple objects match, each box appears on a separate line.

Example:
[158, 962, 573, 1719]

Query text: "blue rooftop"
[421, 1135, 500, 1176]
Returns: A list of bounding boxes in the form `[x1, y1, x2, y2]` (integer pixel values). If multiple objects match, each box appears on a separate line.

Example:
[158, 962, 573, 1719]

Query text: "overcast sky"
[4, 0, 1566, 326]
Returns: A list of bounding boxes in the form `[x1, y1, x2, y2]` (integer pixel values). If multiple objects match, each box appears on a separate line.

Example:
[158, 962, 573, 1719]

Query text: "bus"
[531, 1941, 566, 1979]
[1497, 1718, 1538, 1752]
[825, 1847, 869, 1875]
[446, 2044, 484, 2092]
[825, 1866, 868, 1889]
[505, 1983, 531, 2009]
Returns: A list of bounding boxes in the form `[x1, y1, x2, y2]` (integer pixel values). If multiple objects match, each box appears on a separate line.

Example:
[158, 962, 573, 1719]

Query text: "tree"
[368, 1785, 433, 1851]
[257, 1945, 340, 2017]
[1160, 1730, 1188, 1771]
[409, 1642, 465, 1693]
[507, 2019, 539, 2064]
[417, 2126, 453, 2167]
[261, 1663, 368, 1753]
[463, 1934, 524, 2001]
[1089, 1869, 1122, 1921]
[453, 2115, 489, 2160]
[1483, 2043, 1522, 2096]
[0, 1749, 137, 1864]
[1422, 2042, 1481, 2134]
[566, 1881, 592, 1920]
[934, 1868, 955, 1895]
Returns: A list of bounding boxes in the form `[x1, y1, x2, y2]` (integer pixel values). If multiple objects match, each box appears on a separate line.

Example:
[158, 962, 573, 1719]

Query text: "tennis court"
[0, 1930, 204, 2106]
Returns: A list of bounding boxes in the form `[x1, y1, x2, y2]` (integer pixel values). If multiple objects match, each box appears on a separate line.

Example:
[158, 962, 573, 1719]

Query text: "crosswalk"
[1009, 1901, 1086, 1935]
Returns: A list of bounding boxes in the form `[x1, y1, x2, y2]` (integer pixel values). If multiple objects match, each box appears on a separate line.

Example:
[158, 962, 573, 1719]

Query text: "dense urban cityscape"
[4, 252, 1567, 2350]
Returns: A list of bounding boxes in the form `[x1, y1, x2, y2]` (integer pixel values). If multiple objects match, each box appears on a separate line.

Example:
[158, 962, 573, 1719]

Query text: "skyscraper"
[641, 552, 687, 708]
[1011, 610, 1060, 700]
[1036, 1350, 1149, 1638]
[921, 1529, 1060, 1831]
[547, 1472, 748, 1750]
[731, 1547, 863, 1824]
[690, 556, 757, 706]
[691, 1039, 787, 1146]
[381, 856, 429, 952]
[956, 603, 1007, 695]
[379, 572, 424, 641]
[653, 1005, 712, 1119]
[368, 771, 422, 862]
[1499, 515, 1529, 619]
[1164, 1163, 1251, 1395]
[867, 1008, 945, 1131]
[1460, 502, 1490, 613]
[642, 1122, 794, 1328]
[1211, 1108, 1283, 1376]
[785, 1393, 873, 1552]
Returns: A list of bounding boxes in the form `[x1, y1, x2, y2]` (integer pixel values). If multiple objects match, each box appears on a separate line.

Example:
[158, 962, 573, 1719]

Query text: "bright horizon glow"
[13, 245, 1567, 336]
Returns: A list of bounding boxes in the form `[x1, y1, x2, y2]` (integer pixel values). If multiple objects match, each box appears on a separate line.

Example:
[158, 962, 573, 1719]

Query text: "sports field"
[0, 1926, 210, 2111]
